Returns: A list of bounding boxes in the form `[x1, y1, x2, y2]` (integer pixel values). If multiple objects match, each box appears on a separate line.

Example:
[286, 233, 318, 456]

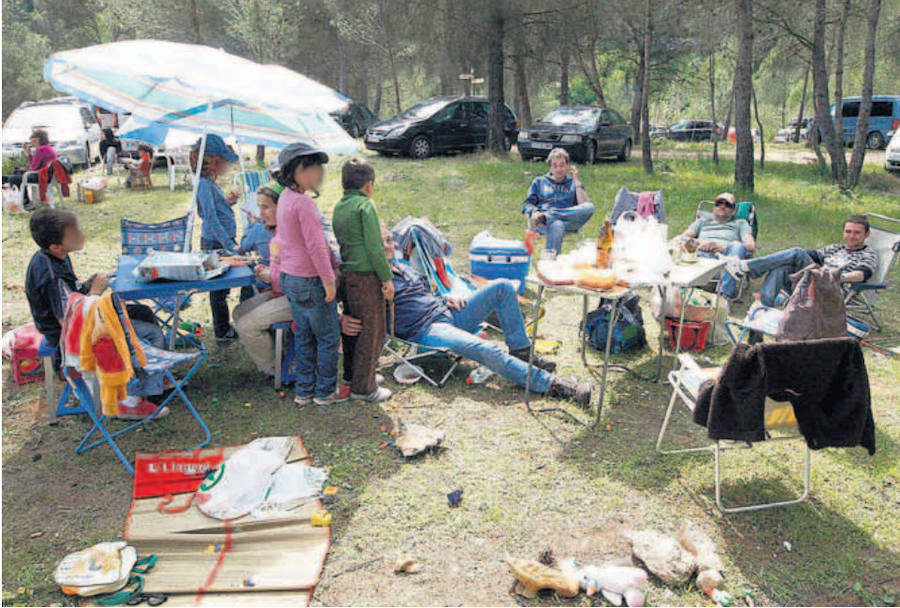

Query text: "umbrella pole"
[185, 103, 212, 252]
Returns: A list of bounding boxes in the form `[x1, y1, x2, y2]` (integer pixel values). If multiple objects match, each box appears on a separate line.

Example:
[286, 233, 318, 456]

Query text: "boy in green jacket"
[333, 158, 394, 402]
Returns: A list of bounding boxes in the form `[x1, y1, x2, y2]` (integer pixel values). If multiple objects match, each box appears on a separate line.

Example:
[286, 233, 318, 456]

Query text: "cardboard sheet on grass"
[123, 437, 329, 599]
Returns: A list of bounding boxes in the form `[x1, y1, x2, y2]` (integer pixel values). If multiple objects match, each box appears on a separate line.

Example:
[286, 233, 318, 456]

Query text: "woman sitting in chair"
[521, 147, 595, 259]
[2, 129, 57, 210]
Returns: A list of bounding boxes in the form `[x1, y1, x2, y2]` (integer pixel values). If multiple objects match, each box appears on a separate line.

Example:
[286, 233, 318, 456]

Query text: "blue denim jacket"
[522, 173, 577, 216]
[388, 263, 451, 340]
[198, 177, 237, 250]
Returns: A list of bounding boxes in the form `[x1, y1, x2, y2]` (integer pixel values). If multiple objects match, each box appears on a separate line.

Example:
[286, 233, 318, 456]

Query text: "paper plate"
[394, 363, 424, 384]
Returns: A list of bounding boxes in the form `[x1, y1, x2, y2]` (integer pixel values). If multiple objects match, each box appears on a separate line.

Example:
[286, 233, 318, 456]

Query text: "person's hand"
[340, 314, 362, 336]
[255, 264, 271, 284]
[381, 280, 395, 302]
[323, 281, 337, 302]
[89, 272, 109, 295]
[569, 164, 579, 181]
[698, 240, 721, 253]
[226, 189, 240, 205]
[445, 296, 467, 311]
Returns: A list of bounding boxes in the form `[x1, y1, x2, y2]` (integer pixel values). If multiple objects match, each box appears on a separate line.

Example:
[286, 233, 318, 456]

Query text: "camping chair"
[120, 216, 197, 347]
[610, 186, 665, 226]
[21, 162, 67, 209]
[166, 147, 193, 191]
[656, 353, 810, 513]
[59, 295, 209, 475]
[694, 199, 758, 300]
[127, 159, 153, 191]
[843, 212, 900, 332]
[407, 229, 477, 299]
[234, 170, 270, 231]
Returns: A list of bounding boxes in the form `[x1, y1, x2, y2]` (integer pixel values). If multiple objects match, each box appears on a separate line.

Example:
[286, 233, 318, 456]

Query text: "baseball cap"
[193, 134, 238, 162]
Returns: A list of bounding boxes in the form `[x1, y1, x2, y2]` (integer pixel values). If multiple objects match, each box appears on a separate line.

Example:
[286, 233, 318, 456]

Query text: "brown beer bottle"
[596, 218, 613, 268]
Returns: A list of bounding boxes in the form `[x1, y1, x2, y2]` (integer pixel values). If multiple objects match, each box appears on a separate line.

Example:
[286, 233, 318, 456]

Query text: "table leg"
[655, 284, 668, 382]
[711, 278, 723, 346]
[169, 293, 182, 350]
[580, 294, 589, 367]
[594, 298, 621, 428]
[673, 287, 694, 366]
[523, 284, 545, 410]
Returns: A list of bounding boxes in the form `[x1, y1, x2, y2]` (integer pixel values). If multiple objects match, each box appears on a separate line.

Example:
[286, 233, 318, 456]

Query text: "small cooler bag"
[468, 231, 530, 294]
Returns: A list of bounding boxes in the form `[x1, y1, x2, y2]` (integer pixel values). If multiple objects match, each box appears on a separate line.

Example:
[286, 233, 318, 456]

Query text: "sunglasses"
[714, 200, 735, 209]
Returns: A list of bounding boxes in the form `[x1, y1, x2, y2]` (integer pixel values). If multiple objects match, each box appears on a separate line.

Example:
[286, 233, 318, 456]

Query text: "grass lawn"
[2, 148, 898, 606]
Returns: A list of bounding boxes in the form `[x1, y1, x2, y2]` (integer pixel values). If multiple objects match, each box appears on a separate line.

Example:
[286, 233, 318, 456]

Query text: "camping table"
[113, 254, 256, 349]
[523, 277, 638, 428]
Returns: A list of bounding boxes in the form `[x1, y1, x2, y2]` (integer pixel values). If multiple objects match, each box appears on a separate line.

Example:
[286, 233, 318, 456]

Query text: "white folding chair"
[234, 170, 270, 230]
[656, 353, 810, 513]
[844, 212, 900, 332]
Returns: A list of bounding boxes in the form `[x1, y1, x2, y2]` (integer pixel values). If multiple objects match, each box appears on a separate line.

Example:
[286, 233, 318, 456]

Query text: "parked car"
[786, 117, 813, 142]
[666, 119, 723, 142]
[773, 128, 791, 144]
[364, 95, 518, 159]
[330, 101, 378, 138]
[885, 129, 900, 174]
[2, 97, 102, 167]
[517, 105, 632, 163]
[649, 123, 669, 139]
[829, 95, 900, 149]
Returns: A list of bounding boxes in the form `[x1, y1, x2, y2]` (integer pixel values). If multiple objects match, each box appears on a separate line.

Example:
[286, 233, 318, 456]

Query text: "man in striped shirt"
[724, 214, 878, 306]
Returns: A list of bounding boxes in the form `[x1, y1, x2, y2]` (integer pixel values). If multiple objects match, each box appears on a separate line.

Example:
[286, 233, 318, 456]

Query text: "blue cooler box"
[468, 231, 531, 294]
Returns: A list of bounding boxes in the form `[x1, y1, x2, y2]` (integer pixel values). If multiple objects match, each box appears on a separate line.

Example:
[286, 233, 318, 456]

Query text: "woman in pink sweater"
[275, 143, 344, 406]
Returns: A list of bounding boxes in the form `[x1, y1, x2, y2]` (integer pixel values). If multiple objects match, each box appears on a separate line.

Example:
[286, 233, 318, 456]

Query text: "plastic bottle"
[748, 293, 764, 316]
[707, 588, 734, 607]
[596, 219, 614, 268]
[465, 365, 493, 384]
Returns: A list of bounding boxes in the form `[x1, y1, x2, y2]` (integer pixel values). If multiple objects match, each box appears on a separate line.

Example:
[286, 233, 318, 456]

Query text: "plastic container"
[466, 365, 493, 384]
[469, 231, 530, 294]
[9, 323, 46, 385]
[665, 317, 711, 352]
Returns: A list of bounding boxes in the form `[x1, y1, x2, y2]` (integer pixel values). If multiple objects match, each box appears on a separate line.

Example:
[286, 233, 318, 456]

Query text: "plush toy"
[561, 557, 648, 607]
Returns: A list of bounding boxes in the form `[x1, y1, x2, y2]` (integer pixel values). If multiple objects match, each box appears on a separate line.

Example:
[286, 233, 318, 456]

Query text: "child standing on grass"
[332, 158, 394, 402]
[275, 143, 344, 406]
[192, 135, 241, 341]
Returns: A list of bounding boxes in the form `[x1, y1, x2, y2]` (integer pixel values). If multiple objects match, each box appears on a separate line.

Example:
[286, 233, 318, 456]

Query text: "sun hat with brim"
[193, 134, 238, 162]
[277, 142, 328, 169]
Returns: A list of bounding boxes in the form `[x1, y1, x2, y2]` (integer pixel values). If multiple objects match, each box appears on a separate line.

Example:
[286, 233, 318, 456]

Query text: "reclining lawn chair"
[694, 199, 758, 300]
[657, 353, 810, 513]
[120, 216, 197, 347]
[610, 186, 666, 226]
[234, 169, 270, 230]
[57, 294, 209, 475]
[843, 212, 900, 332]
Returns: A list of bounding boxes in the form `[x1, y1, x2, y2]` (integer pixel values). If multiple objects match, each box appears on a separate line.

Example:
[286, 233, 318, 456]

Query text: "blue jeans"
[201, 237, 234, 338]
[126, 319, 165, 397]
[699, 242, 748, 297]
[280, 273, 340, 399]
[745, 247, 815, 306]
[105, 147, 118, 175]
[411, 280, 553, 393]
[535, 203, 595, 255]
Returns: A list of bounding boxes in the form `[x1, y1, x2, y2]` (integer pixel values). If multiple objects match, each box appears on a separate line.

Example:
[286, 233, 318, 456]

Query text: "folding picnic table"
[113, 255, 257, 349]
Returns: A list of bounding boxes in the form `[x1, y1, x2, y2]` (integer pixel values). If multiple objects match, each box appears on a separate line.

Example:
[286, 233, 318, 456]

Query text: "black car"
[517, 105, 633, 163]
[665, 120, 723, 142]
[364, 95, 519, 159]
[330, 101, 378, 138]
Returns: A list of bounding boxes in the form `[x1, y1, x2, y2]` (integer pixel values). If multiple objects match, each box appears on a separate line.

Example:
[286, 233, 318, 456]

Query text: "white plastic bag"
[54, 541, 136, 596]
[612, 216, 672, 285]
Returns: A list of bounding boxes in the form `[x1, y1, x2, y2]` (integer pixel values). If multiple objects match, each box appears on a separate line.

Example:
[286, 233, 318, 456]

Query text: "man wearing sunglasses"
[724, 214, 877, 307]
[679, 192, 756, 296]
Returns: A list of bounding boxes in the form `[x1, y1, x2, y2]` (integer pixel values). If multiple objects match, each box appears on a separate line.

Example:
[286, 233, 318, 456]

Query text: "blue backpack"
[584, 295, 647, 354]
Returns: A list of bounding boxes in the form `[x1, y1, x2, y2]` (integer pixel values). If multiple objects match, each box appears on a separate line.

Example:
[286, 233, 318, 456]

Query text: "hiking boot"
[509, 346, 557, 373]
[548, 377, 592, 407]
[351, 386, 393, 402]
[116, 399, 169, 421]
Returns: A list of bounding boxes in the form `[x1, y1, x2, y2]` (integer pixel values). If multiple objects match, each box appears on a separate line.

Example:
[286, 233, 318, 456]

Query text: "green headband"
[260, 181, 284, 197]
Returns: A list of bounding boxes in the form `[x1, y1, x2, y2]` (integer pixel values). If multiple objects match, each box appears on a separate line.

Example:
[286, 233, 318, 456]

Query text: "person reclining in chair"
[723, 213, 877, 307]
[678, 191, 755, 297]
[340, 227, 592, 404]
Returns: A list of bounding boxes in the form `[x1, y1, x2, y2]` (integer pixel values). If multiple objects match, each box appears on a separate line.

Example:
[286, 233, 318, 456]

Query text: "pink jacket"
[275, 189, 336, 284]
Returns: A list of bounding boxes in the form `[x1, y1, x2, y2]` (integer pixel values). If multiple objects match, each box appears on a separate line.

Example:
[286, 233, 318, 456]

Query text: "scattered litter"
[707, 587, 734, 606]
[394, 557, 422, 574]
[311, 510, 332, 527]
[203, 545, 216, 555]
[605, 424, 612, 431]
[783, 541, 792, 552]
[679, 520, 724, 590]
[447, 488, 464, 507]
[323, 486, 339, 496]
[395, 422, 445, 457]
[506, 556, 579, 599]
[32, 453, 41, 462]
[279, 391, 286, 398]
[561, 558, 647, 606]
[29, 531, 44, 538]
[534, 339, 562, 355]
[16, 587, 26, 595]
[243, 575, 257, 588]
[243, 402, 252, 408]
[537, 549, 556, 567]
[211, 397, 219, 403]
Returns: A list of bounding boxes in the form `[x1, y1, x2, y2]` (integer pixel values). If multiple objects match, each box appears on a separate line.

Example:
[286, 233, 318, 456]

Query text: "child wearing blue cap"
[191, 134, 241, 341]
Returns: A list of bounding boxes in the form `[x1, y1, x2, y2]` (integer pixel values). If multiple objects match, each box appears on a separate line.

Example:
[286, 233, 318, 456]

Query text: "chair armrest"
[847, 282, 886, 292]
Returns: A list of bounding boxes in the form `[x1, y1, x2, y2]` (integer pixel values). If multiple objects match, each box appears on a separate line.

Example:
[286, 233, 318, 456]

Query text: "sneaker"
[351, 386, 393, 402]
[509, 346, 557, 373]
[314, 391, 350, 406]
[718, 254, 748, 278]
[115, 399, 170, 421]
[294, 395, 313, 407]
[375, 373, 385, 386]
[337, 384, 352, 399]
[547, 377, 592, 407]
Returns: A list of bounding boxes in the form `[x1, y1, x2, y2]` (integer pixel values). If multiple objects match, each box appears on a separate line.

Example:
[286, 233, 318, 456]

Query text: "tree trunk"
[513, 47, 531, 126]
[723, 88, 734, 143]
[374, 54, 383, 116]
[357, 69, 369, 108]
[709, 49, 719, 165]
[631, 56, 645, 143]
[733, 0, 754, 191]
[752, 82, 764, 169]
[487, 9, 507, 154]
[640, 0, 653, 173]
[560, 46, 570, 105]
[812, 0, 843, 185]
[576, 39, 608, 108]
[794, 61, 810, 142]
[832, 0, 851, 182]
[847, 0, 882, 188]
[189, 0, 202, 44]
[387, 45, 401, 114]
[255, 145, 265, 165]
[337, 38, 347, 95]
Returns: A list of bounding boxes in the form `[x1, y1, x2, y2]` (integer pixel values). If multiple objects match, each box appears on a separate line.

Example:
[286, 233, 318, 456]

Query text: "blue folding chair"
[58, 295, 209, 475]
[235, 170, 271, 231]
[120, 216, 198, 347]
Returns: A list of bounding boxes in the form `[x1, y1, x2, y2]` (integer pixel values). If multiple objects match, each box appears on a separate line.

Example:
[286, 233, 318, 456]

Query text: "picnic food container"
[469, 231, 530, 294]
[133, 251, 230, 282]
